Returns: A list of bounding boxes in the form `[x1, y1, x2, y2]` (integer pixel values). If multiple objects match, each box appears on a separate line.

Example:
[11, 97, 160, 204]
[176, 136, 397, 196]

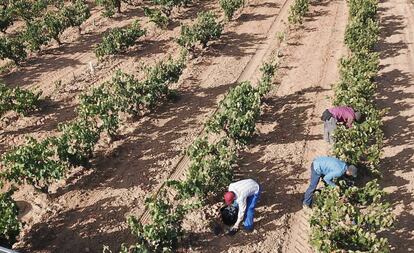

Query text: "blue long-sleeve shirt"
[313, 156, 347, 186]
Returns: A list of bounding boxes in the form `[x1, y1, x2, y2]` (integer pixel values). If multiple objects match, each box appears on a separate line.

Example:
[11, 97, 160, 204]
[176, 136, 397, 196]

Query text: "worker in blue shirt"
[303, 156, 357, 208]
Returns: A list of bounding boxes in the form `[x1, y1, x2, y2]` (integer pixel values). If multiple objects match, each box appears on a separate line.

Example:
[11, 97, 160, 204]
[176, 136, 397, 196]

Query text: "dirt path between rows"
[10, 0, 292, 252]
[377, 0, 414, 251]
[189, 0, 348, 252]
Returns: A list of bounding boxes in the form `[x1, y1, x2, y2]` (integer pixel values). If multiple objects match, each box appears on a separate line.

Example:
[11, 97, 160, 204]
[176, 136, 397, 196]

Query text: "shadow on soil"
[17, 197, 136, 253]
[376, 2, 414, 252]
[186, 86, 325, 252]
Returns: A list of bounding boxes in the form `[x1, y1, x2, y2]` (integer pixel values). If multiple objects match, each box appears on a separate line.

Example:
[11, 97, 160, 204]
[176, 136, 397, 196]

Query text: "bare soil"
[377, 0, 414, 251]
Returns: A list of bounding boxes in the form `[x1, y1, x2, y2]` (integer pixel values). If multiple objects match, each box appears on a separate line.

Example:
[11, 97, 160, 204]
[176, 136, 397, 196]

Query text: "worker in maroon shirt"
[321, 106, 362, 143]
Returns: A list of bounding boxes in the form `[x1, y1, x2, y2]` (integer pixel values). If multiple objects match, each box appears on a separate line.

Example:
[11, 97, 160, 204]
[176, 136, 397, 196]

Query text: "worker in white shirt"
[224, 178, 261, 235]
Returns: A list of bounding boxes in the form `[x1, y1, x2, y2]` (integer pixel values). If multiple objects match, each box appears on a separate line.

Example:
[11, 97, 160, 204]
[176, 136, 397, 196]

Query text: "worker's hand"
[228, 225, 239, 236]
[340, 195, 349, 203]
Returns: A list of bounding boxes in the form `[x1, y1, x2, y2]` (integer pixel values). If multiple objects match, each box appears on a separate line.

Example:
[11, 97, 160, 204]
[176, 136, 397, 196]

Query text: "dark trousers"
[321, 109, 337, 144]
[303, 163, 322, 206]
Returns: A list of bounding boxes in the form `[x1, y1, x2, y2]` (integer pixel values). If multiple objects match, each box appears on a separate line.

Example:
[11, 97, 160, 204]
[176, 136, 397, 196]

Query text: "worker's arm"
[323, 170, 343, 187]
[346, 117, 354, 128]
[232, 198, 247, 229]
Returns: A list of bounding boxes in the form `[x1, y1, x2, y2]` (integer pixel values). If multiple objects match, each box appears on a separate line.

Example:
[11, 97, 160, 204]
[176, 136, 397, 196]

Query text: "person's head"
[224, 191, 235, 206]
[355, 111, 362, 122]
[346, 165, 358, 178]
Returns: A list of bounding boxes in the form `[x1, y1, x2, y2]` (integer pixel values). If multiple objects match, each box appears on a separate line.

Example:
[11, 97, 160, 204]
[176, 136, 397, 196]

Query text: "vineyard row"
[309, 0, 395, 251]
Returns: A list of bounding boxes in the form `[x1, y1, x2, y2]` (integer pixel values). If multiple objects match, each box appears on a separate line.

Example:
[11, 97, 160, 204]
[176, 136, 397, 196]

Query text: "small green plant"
[21, 22, 49, 51]
[0, 83, 41, 117]
[42, 11, 66, 45]
[55, 118, 101, 166]
[288, 0, 309, 24]
[219, 0, 244, 20]
[96, 0, 122, 17]
[94, 20, 146, 58]
[207, 81, 261, 144]
[257, 62, 277, 96]
[61, 0, 91, 29]
[143, 7, 169, 29]
[127, 191, 189, 252]
[177, 11, 223, 50]
[78, 84, 119, 136]
[0, 137, 66, 192]
[0, 190, 20, 247]
[150, 0, 189, 17]
[345, 17, 379, 53]
[0, 36, 27, 64]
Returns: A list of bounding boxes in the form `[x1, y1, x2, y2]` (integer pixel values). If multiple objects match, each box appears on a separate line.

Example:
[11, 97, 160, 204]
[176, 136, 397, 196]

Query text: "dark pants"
[321, 109, 337, 144]
[242, 186, 261, 230]
[303, 163, 322, 206]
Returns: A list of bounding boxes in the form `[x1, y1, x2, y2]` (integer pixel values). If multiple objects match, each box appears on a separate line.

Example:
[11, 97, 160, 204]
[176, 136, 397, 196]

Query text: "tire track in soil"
[279, 0, 348, 252]
[376, 0, 414, 251]
[11, 0, 289, 252]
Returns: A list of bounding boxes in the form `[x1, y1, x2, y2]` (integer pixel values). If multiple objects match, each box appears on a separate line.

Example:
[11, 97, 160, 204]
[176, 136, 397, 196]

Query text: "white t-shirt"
[228, 179, 260, 227]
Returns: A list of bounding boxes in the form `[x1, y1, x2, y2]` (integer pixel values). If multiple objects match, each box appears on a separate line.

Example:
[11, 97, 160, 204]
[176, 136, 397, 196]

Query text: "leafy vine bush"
[288, 0, 309, 24]
[95, 0, 123, 17]
[150, 0, 190, 17]
[207, 81, 261, 144]
[0, 36, 27, 64]
[0, 137, 66, 192]
[78, 84, 120, 136]
[42, 11, 66, 45]
[344, 17, 379, 53]
[0, 83, 41, 117]
[143, 7, 169, 29]
[94, 20, 146, 58]
[258, 62, 277, 96]
[219, 0, 244, 20]
[127, 191, 189, 252]
[177, 11, 223, 51]
[55, 119, 101, 166]
[61, 0, 91, 30]
[21, 22, 49, 52]
[168, 137, 237, 199]
[310, 0, 394, 251]
[310, 181, 394, 252]
[0, 190, 20, 247]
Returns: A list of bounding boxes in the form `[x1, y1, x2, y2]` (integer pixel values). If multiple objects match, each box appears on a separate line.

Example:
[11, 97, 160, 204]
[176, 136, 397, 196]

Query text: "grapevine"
[309, 0, 394, 251]
[177, 11, 223, 51]
[94, 20, 146, 59]
[219, 0, 244, 21]
[0, 190, 20, 248]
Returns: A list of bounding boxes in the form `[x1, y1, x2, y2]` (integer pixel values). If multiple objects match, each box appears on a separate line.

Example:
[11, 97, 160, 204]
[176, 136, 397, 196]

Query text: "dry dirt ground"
[377, 0, 414, 251]
[1, 0, 413, 252]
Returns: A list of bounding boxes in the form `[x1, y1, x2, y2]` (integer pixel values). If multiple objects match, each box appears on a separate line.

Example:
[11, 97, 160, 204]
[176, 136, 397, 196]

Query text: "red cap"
[224, 191, 235, 205]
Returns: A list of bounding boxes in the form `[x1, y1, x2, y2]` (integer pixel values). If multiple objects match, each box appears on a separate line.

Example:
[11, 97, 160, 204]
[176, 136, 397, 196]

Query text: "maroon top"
[328, 106, 356, 128]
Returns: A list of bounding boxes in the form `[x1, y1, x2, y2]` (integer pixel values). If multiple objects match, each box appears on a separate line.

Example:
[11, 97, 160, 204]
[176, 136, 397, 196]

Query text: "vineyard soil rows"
[1, 0, 413, 251]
